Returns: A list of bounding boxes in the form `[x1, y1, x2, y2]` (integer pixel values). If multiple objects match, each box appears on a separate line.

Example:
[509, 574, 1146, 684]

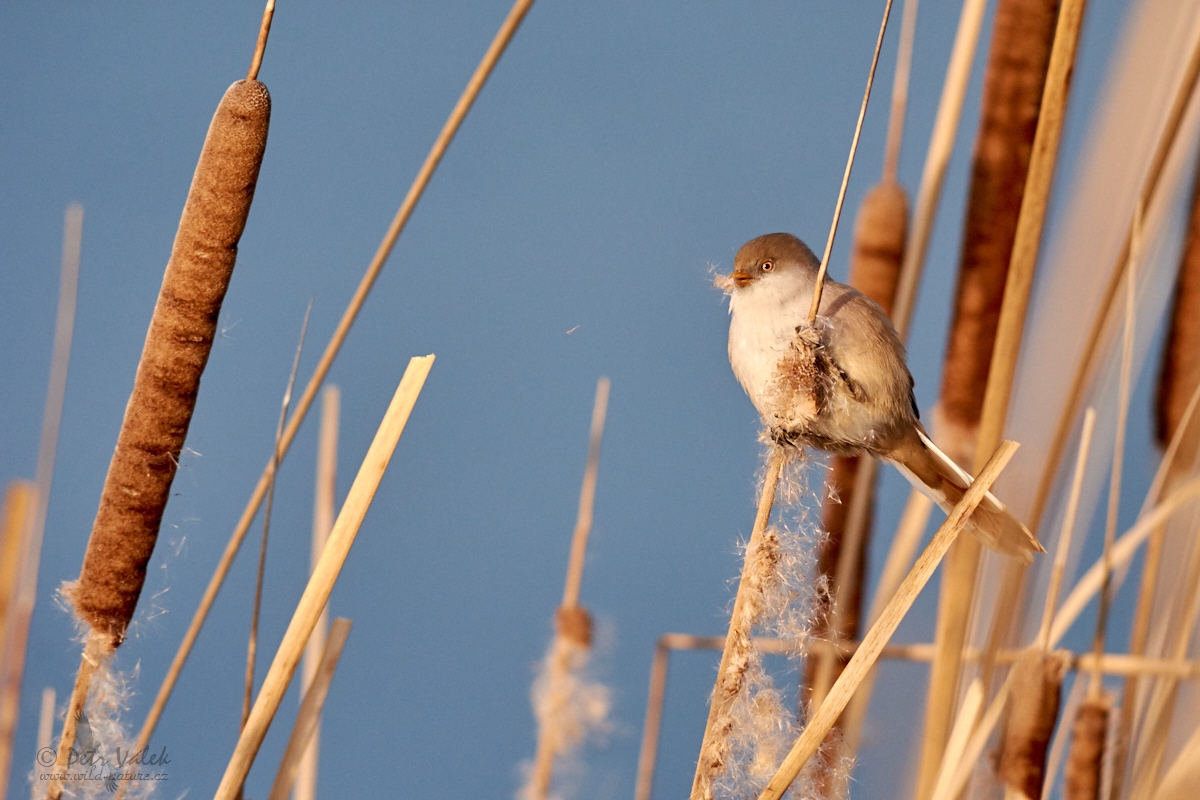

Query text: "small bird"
[716, 232, 1042, 562]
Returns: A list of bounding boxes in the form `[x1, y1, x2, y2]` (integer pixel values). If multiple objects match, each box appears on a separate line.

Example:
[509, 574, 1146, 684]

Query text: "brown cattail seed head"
[556, 605, 593, 648]
[997, 648, 1070, 799]
[70, 80, 271, 642]
[1064, 696, 1110, 800]
[848, 179, 908, 317]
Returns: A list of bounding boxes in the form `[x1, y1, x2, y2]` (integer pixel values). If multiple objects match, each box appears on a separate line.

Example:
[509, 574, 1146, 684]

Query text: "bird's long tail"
[886, 428, 1043, 563]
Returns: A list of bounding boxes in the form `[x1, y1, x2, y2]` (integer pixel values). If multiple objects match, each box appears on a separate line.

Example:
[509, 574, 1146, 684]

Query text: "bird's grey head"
[717, 233, 820, 292]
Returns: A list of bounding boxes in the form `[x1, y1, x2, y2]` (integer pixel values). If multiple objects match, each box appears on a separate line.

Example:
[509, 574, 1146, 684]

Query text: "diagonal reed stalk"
[212, 355, 433, 800]
[267, 617, 352, 800]
[127, 0, 539, 761]
[757, 441, 1019, 800]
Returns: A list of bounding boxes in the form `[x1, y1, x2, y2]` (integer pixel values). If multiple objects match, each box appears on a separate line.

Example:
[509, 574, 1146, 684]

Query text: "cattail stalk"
[129, 0, 539, 753]
[267, 618, 352, 800]
[690, 450, 786, 800]
[757, 442, 1018, 800]
[212, 355, 433, 800]
[528, 378, 609, 800]
[918, 2, 1087, 795]
[633, 639, 670, 800]
[929, 679, 984, 800]
[296, 386, 340, 800]
[51, 66, 271, 800]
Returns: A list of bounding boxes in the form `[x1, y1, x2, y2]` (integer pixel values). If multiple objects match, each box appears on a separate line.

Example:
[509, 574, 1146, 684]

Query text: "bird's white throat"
[726, 271, 816, 418]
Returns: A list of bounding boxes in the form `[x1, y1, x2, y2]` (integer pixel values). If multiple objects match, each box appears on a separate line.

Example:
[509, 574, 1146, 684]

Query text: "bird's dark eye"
[761, 260, 774, 272]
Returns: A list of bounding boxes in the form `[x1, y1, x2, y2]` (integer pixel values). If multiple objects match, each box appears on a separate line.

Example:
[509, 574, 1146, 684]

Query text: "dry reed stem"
[1088, 208, 1140, 701]
[130, 0, 536, 751]
[929, 679, 984, 800]
[1065, 697, 1110, 800]
[1048, 477, 1200, 646]
[690, 450, 786, 800]
[296, 385, 339, 800]
[1127, 513, 1200, 800]
[882, 0, 920, 183]
[997, 648, 1070, 798]
[0, 482, 37, 800]
[756, 442, 1018, 800]
[70, 79, 270, 640]
[1038, 409, 1096, 651]
[918, 3, 1087, 794]
[889, 0, 989, 339]
[1153, 720, 1200, 799]
[45, 630, 114, 800]
[633, 639, 670, 800]
[1, 207, 80, 800]
[660, 633, 1200, 678]
[528, 378, 611, 800]
[266, 618, 352, 800]
[1115, 149, 1200, 797]
[936, 0, 1061, 466]
[243, 304, 312, 730]
[31, 687, 54, 800]
[562, 378, 610, 610]
[212, 355, 432, 800]
[1027, 24, 1200, 535]
[805, 0, 895, 326]
[247, 0, 275, 81]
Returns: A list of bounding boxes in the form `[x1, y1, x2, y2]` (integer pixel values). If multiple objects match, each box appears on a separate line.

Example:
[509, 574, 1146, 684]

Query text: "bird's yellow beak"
[730, 269, 753, 287]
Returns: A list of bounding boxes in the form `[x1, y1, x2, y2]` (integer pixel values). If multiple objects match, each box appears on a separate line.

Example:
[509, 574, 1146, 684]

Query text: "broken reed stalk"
[690, 449, 786, 800]
[1115, 152, 1200, 798]
[918, 3, 1087, 795]
[1026, 25, 1200, 536]
[296, 385, 339, 800]
[1, 206, 80, 800]
[804, 0, 894, 326]
[48, 74, 271, 800]
[633, 639, 670, 800]
[889, 0, 989, 339]
[243, 304, 312, 730]
[130, 0, 538, 753]
[266, 618, 352, 800]
[0, 482, 36, 800]
[212, 354, 433, 800]
[528, 377, 610, 800]
[756, 442, 1019, 800]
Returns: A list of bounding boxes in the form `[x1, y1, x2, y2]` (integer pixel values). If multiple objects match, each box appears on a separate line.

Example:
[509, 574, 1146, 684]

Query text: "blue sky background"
[0, 1, 1161, 798]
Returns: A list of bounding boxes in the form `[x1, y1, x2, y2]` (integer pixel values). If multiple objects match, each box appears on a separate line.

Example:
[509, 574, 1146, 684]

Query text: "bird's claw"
[794, 323, 823, 349]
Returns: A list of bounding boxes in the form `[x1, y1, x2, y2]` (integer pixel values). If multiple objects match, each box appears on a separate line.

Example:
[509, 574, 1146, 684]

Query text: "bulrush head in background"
[715, 232, 1042, 562]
